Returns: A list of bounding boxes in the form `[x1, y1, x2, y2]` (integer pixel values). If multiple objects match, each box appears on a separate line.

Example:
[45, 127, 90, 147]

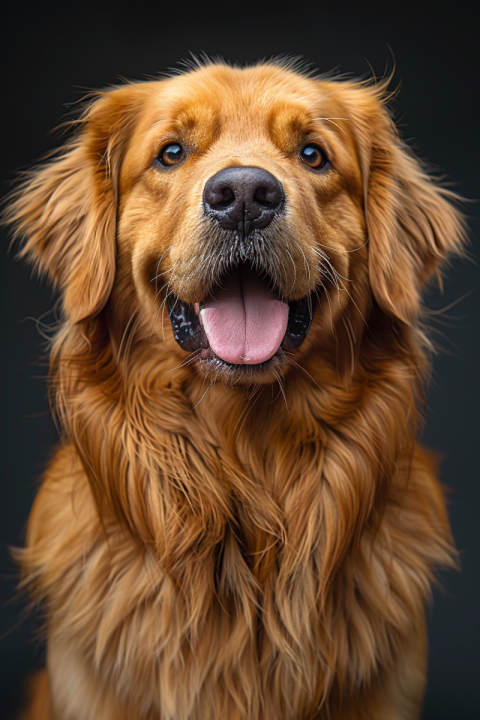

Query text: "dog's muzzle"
[165, 168, 315, 368]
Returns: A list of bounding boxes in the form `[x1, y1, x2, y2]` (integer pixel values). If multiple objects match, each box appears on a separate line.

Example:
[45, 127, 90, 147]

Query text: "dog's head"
[5, 62, 466, 386]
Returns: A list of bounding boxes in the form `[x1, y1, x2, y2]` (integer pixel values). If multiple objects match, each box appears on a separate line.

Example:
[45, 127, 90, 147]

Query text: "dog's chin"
[194, 347, 290, 386]
[166, 262, 317, 386]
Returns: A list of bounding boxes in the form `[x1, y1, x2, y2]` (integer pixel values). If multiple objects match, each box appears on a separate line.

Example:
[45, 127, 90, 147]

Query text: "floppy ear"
[346, 86, 467, 323]
[4, 85, 142, 324]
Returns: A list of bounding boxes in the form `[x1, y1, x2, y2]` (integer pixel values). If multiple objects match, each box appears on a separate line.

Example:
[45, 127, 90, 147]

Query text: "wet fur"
[5, 61, 466, 719]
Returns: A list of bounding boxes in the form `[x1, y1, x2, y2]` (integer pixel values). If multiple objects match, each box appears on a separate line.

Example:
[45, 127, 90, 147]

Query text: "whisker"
[193, 380, 213, 410]
[272, 368, 289, 411]
[160, 349, 203, 374]
[292, 239, 311, 283]
[116, 312, 137, 365]
[265, 382, 283, 407]
[312, 247, 352, 283]
[316, 259, 339, 289]
[149, 257, 183, 340]
[285, 247, 297, 295]
[151, 267, 176, 282]
[151, 283, 175, 341]
[171, 254, 199, 297]
[122, 316, 142, 366]
[309, 232, 368, 254]
[234, 384, 262, 439]
[335, 275, 368, 328]
[284, 354, 323, 393]
[193, 369, 220, 409]
[159, 290, 175, 340]
[152, 245, 174, 296]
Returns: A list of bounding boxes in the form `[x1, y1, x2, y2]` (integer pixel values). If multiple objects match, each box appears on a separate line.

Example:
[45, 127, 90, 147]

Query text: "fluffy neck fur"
[19, 307, 453, 719]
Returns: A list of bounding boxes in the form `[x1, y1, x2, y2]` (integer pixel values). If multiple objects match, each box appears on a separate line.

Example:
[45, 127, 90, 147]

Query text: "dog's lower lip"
[198, 346, 281, 369]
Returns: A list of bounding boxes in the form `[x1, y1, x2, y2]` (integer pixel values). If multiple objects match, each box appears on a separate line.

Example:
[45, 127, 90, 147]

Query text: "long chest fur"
[24, 374, 452, 719]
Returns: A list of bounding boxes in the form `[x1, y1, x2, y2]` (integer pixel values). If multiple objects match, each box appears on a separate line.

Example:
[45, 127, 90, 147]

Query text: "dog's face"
[7, 62, 464, 387]
[117, 64, 367, 383]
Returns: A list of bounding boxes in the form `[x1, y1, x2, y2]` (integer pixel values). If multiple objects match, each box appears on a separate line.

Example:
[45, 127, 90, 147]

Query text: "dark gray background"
[1, 1, 478, 718]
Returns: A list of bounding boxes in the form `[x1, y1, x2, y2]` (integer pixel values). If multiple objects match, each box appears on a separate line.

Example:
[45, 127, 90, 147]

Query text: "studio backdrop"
[0, 2, 478, 719]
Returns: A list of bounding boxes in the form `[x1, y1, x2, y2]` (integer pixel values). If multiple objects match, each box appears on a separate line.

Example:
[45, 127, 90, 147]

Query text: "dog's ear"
[343, 85, 467, 323]
[4, 85, 144, 324]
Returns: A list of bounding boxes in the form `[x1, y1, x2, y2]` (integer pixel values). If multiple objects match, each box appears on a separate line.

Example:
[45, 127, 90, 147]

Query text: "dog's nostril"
[253, 184, 282, 208]
[209, 186, 235, 209]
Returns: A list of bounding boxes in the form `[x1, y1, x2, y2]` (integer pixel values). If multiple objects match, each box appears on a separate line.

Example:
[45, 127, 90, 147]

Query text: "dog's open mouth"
[167, 263, 316, 367]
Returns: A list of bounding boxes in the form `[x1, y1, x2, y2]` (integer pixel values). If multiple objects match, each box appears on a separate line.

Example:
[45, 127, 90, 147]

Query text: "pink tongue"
[199, 266, 289, 365]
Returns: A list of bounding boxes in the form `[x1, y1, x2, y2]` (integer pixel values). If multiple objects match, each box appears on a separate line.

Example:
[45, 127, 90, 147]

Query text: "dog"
[5, 60, 466, 720]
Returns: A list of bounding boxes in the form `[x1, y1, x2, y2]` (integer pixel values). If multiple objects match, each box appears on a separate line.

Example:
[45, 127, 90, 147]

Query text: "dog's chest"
[87, 521, 332, 717]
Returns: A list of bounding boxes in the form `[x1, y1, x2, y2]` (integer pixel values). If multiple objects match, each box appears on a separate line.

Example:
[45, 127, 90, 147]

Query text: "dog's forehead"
[143, 66, 344, 149]
[120, 66, 362, 187]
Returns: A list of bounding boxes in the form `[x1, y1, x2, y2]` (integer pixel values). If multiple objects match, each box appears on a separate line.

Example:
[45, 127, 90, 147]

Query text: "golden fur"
[4, 61, 466, 719]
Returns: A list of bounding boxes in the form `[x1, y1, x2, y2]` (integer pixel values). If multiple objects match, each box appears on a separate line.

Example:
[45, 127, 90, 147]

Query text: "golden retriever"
[5, 60, 466, 720]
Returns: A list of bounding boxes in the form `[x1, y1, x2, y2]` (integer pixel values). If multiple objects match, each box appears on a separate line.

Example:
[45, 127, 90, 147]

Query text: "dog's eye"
[300, 144, 326, 169]
[158, 143, 185, 167]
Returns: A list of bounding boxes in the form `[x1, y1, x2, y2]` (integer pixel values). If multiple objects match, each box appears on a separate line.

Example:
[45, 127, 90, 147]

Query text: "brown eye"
[300, 144, 326, 169]
[158, 143, 185, 167]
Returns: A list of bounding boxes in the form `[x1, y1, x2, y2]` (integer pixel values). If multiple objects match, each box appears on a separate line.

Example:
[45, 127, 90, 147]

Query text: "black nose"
[203, 166, 284, 234]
